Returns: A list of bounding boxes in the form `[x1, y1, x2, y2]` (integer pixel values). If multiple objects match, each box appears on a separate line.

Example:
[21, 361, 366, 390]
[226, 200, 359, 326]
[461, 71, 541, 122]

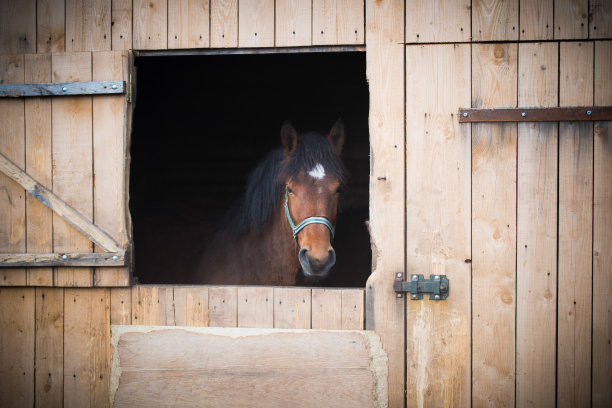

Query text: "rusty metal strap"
[0, 80, 125, 97]
[458, 107, 612, 123]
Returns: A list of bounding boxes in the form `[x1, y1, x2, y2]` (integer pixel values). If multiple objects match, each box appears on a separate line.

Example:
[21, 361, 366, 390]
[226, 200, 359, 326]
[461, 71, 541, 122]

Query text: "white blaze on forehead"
[308, 163, 326, 180]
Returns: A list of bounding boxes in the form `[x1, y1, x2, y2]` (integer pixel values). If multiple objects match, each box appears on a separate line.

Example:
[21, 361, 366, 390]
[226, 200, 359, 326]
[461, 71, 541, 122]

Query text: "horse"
[192, 120, 346, 286]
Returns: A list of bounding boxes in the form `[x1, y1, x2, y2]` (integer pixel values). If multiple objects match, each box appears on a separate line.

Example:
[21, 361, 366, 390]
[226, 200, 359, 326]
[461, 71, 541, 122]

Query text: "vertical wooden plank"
[554, 0, 588, 39]
[0, 54, 26, 287]
[405, 0, 470, 43]
[92, 51, 129, 287]
[273, 287, 311, 329]
[131, 286, 168, 325]
[405, 43, 471, 408]
[0, 288, 35, 408]
[520, 0, 554, 40]
[35, 288, 64, 408]
[471, 43, 518, 408]
[37, 0, 66, 52]
[164, 287, 176, 325]
[557, 41, 593, 408]
[593, 40, 612, 408]
[0, 0, 36, 54]
[237, 287, 273, 328]
[472, 0, 519, 41]
[65, 0, 112, 51]
[276, 0, 311, 47]
[210, 0, 238, 47]
[25, 53, 54, 287]
[516, 42, 558, 408]
[184, 286, 209, 326]
[133, 0, 168, 49]
[590, 0, 612, 38]
[365, 0, 405, 405]
[112, 0, 133, 50]
[313, 0, 364, 45]
[173, 286, 188, 325]
[110, 287, 131, 324]
[311, 288, 342, 329]
[238, 0, 274, 47]
[168, 0, 210, 49]
[209, 286, 238, 327]
[341, 289, 363, 330]
[52, 52, 94, 287]
[63, 288, 110, 408]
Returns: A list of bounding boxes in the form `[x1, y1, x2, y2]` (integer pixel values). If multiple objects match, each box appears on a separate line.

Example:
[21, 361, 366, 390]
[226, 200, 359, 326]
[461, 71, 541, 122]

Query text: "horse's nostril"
[327, 248, 336, 267]
[298, 248, 310, 267]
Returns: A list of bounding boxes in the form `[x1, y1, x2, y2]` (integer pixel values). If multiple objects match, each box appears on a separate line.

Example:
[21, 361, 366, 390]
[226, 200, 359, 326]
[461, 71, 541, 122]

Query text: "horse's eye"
[336, 186, 343, 195]
[287, 186, 294, 194]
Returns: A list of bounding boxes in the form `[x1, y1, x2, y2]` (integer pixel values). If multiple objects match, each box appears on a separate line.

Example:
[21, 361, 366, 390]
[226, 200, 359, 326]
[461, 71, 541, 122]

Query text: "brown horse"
[193, 120, 346, 285]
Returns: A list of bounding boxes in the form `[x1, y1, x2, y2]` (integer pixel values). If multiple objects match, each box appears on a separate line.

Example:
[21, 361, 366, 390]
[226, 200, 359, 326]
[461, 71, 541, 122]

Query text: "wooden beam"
[0, 80, 125, 97]
[0, 152, 123, 253]
[0, 252, 125, 267]
[459, 106, 612, 122]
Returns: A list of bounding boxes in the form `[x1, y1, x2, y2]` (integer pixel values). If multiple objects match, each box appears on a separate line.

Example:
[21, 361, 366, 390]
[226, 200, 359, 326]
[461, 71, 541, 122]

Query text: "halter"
[284, 188, 335, 243]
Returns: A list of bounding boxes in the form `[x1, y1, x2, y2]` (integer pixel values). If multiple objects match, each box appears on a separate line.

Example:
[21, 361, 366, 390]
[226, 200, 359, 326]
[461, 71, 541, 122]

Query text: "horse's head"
[279, 120, 345, 280]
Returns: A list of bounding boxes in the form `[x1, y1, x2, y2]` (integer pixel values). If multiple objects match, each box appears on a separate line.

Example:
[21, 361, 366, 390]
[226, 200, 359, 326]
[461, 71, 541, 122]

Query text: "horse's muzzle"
[298, 247, 336, 279]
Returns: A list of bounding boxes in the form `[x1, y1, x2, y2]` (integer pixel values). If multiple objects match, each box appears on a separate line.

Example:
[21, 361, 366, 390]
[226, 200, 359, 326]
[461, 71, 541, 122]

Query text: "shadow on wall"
[129, 51, 371, 287]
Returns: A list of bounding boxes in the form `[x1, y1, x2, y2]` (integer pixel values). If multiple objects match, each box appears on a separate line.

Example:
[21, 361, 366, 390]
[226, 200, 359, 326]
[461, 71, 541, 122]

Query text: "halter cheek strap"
[284, 188, 335, 242]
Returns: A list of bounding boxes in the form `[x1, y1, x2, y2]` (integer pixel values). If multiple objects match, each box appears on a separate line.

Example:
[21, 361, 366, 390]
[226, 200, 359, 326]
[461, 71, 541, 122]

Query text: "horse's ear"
[328, 118, 345, 154]
[281, 121, 298, 156]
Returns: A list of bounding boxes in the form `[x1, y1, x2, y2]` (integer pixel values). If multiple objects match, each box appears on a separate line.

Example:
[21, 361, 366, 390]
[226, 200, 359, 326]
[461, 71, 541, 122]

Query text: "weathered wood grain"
[405, 43, 471, 408]
[111, 0, 132, 51]
[63, 288, 111, 408]
[459, 107, 611, 122]
[516, 42, 558, 408]
[237, 286, 273, 328]
[276, 0, 311, 47]
[238, 0, 274, 47]
[0, 54, 26, 286]
[554, 0, 588, 39]
[273, 287, 311, 329]
[471, 42, 517, 408]
[472, 0, 518, 41]
[0, 153, 123, 254]
[181, 286, 209, 326]
[311, 288, 342, 329]
[0, 81, 125, 97]
[593, 40, 612, 408]
[92, 51, 130, 287]
[210, 0, 238, 47]
[65, 0, 111, 52]
[110, 287, 132, 325]
[133, 0, 167, 49]
[24, 53, 53, 286]
[168, 0, 210, 49]
[0, 252, 125, 267]
[37, 0, 65, 52]
[590, 0, 612, 38]
[35, 288, 64, 407]
[0, 288, 35, 407]
[405, 0, 470, 43]
[365, 0, 405, 405]
[313, 0, 364, 45]
[111, 326, 387, 408]
[341, 289, 363, 330]
[557, 41, 593, 408]
[132, 286, 169, 325]
[520, 0, 553, 40]
[0, 0, 36, 54]
[208, 286, 237, 327]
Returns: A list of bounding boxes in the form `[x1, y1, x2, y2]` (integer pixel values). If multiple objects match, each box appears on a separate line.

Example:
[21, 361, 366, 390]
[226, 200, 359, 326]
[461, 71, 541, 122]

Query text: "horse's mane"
[223, 132, 346, 236]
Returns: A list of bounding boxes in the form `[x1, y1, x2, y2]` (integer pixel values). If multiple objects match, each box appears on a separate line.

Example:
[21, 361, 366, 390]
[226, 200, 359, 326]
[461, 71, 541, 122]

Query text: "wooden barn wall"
[0, 1, 611, 408]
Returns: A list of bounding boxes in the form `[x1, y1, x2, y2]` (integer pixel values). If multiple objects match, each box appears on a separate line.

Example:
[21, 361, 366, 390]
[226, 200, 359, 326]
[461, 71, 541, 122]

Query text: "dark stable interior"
[130, 51, 371, 287]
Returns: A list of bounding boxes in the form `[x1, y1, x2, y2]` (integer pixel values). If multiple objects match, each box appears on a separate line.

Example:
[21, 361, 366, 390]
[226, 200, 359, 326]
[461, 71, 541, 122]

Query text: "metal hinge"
[394, 273, 449, 300]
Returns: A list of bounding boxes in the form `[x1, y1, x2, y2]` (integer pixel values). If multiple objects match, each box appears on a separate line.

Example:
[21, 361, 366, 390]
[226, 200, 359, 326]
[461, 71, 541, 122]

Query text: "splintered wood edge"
[110, 325, 388, 408]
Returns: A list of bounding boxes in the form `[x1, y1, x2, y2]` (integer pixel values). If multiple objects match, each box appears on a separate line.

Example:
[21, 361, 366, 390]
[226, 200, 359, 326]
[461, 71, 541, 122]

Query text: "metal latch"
[394, 273, 449, 300]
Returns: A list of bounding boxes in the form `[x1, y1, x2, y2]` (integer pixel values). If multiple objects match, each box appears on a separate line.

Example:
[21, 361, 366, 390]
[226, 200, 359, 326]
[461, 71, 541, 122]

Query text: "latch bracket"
[394, 273, 449, 300]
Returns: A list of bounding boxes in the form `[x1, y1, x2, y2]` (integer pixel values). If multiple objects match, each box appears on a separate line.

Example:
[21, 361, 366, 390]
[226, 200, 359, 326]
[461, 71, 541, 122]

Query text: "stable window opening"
[129, 51, 370, 287]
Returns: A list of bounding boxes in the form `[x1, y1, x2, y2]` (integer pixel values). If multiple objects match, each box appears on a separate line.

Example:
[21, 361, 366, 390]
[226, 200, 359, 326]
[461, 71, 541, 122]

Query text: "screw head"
[396, 293, 402, 298]
[433, 275, 440, 280]
[521, 112, 526, 117]
[411, 294, 418, 300]
[434, 295, 441, 300]
[62, 87, 67, 92]
[111, 84, 117, 90]
[61, 254, 68, 260]
[112, 255, 119, 261]
[396, 272, 403, 278]
[412, 275, 418, 281]
[463, 112, 468, 117]
[587, 110, 592, 115]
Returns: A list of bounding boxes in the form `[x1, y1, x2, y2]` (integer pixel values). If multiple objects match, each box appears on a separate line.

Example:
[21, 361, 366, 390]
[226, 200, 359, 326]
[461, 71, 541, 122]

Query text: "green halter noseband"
[284, 188, 335, 242]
